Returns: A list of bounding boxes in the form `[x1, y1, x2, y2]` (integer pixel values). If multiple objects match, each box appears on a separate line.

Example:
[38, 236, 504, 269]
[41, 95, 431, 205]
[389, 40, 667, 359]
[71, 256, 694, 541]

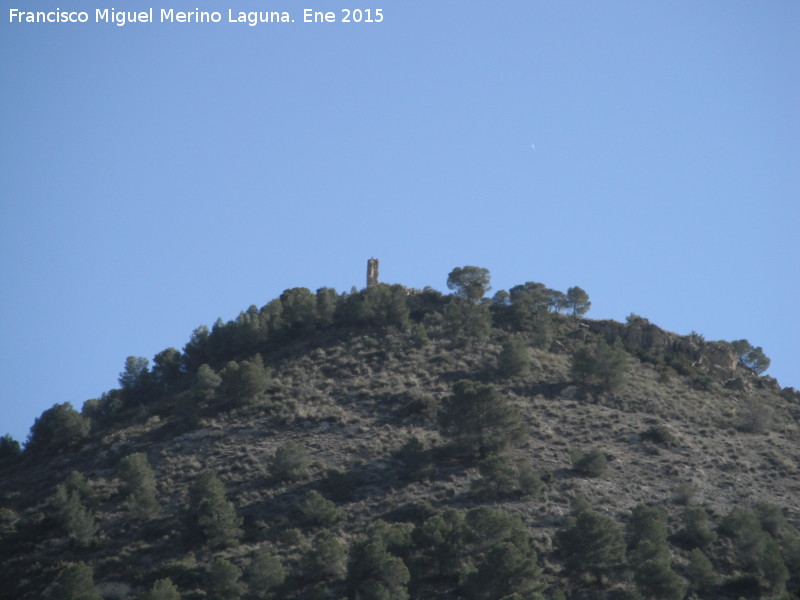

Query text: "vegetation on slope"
[1, 266, 799, 600]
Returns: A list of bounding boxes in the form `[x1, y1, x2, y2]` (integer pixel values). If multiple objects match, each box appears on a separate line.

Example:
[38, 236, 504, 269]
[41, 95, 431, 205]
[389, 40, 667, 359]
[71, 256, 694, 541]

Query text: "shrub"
[641, 425, 679, 446]
[570, 448, 608, 477]
[471, 455, 543, 499]
[298, 490, 343, 527]
[740, 403, 774, 433]
[672, 483, 694, 505]
[396, 437, 433, 481]
[269, 441, 311, 482]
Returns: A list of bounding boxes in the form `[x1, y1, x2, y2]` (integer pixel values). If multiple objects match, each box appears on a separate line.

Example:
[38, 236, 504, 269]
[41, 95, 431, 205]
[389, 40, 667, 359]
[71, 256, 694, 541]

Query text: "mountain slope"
[1, 277, 798, 600]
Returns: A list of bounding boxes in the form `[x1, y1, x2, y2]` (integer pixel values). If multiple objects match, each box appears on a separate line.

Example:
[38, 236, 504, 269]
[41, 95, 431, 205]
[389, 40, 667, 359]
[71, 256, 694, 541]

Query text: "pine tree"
[556, 508, 625, 585]
[119, 452, 159, 519]
[438, 380, 526, 458]
[207, 559, 246, 600]
[269, 441, 311, 482]
[304, 530, 347, 581]
[140, 578, 181, 600]
[634, 559, 686, 600]
[50, 562, 102, 600]
[497, 335, 531, 378]
[686, 549, 716, 593]
[186, 471, 243, 548]
[245, 546, 286, 599]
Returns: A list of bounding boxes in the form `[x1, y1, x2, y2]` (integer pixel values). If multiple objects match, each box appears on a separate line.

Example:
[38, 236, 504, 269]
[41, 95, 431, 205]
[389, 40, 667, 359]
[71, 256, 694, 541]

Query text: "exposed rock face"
[367, 258, 379, 288]
[585, 319, 739, 381]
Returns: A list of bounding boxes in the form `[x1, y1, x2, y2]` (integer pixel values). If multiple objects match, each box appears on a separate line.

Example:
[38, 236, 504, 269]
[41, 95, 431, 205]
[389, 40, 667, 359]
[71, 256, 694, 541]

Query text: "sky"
[1, 1, 798, 445]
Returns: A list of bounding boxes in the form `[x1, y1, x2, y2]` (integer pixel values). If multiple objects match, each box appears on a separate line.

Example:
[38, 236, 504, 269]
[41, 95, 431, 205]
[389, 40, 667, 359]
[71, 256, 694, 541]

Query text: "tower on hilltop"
[367, 258, 379, 288]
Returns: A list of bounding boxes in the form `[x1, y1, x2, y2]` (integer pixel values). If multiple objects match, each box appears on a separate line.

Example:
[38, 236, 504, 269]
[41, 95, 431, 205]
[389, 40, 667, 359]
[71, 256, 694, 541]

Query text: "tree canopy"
[446, 266, 491, 302]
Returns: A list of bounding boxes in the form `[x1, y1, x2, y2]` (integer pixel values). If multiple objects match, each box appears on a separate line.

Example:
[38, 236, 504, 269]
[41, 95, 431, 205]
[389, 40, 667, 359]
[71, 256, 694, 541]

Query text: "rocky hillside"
[1, 272, 798, 600]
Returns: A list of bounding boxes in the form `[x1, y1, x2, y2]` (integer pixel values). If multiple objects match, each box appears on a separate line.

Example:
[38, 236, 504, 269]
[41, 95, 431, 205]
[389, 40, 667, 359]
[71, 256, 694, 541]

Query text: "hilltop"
[1, 265, 798, 600]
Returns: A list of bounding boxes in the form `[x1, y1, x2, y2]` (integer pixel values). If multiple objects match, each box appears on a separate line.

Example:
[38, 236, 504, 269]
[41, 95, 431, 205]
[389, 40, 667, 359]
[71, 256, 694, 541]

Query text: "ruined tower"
[367, 258, 379, 288]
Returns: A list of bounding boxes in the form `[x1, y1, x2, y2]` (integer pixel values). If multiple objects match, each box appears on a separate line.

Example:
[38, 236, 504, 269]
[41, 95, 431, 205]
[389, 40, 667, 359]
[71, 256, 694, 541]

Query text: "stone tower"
[367, 258, 379, 288]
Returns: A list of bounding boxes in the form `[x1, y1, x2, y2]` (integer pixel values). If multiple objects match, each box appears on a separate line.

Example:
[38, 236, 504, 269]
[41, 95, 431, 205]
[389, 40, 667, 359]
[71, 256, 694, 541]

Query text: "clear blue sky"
[1, 1, 798, 444]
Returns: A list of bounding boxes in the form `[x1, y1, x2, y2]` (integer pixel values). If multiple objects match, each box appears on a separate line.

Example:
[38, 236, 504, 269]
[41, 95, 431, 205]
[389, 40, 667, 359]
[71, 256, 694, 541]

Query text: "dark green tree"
[411, 509, 467, 580]
[731, 339, 771, 374]
[304, 530, 347, 581]
[279, 287, 317, 329]
[556, 507, 625, 585]
[508, 282, 555, 347]
[463, 541, 542, 600]
[633, 559, 686, 600]
[194, 364, 222, 401]
[119, 452, 159, 519]
[298, 490, 343, 527]
[471, 454, 518, 499]
[686, 549, 716, 593]
[182, 325, 211, 372]
[548, 289, 569, 314]
[347, 534, 410, 600]
[461, 507, 542, 600]
[315, 287, 339, 328]
[626, 504, 669, 566]
[219, 355, 270, 407]
[140, 578, 181, 600]
[186, 470, 243, 548]
[438, 380, 526, 458]
[677, 506, 717, 549]
[443, 299, 492, 342]
[207, 559, 246, 600]
[60, 492, 98, 548]
[245, 545, 286, 599]
[396, 437, 433, 482]
[446, 266, 491, 302]
[360, 284, 411, 330]
[0, 434, 22, 464]
[566, 286, 591, 315]
[570, 448, 608, 477]
[119, 356, 151, 391]
[268, 441, 311, 482]
[151, 348, 183, 388]
[497, 335, 531, 378]
[50, 562, 102, 600]
[571, 338, 628, 394]
[26, 402, 91, 454]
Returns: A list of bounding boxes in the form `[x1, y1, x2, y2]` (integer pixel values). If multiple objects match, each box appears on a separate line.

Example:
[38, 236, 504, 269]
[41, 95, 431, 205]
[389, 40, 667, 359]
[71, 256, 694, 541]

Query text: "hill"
[1, 265, 799, 600]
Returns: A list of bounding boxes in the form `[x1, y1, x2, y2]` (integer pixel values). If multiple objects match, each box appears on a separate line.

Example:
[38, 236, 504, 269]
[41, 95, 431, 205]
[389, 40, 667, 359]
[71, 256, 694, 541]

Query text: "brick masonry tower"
[367, 258, 379, 288]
